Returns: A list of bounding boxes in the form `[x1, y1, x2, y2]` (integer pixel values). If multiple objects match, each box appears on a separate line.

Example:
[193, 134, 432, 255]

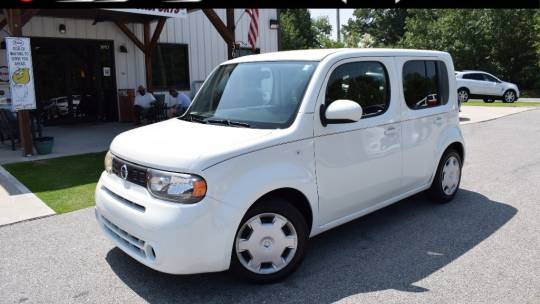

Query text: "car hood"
[110, 118, 276, 172]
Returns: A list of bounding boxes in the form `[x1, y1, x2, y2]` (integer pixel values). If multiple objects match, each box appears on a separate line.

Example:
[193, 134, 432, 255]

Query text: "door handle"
[434, 117, 443, 125]
[384, 126, 398, 136]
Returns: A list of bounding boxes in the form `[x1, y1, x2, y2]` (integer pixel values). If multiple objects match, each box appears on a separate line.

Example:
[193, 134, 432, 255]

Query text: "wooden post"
[226, 9, 235, 59]
[5, 9, 33, 156]
[143, 21, 152, 91]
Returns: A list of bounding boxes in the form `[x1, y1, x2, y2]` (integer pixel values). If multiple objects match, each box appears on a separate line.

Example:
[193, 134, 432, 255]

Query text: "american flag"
[245, 8, 259, 51]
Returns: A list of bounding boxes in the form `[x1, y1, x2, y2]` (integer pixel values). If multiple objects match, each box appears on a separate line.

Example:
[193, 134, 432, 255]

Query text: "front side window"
[325, 61, 390, 118]
[184, 61, 317, 129]
[403, 60, 449, 110]
[483, 74, 500, 83]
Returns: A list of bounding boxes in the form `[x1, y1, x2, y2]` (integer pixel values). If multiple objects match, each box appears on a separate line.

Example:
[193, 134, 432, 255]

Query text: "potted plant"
[33, 136, 54, 155]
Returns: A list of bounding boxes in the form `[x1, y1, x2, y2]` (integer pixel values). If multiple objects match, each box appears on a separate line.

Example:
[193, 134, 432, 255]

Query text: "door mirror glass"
[324, 99, 363, 124]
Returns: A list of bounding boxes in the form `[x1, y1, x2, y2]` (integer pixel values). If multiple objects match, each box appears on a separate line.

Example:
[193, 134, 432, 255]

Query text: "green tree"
[401, 9, 540, 90]
[279, 9, 317, 50]
[342, 9, 408, 47]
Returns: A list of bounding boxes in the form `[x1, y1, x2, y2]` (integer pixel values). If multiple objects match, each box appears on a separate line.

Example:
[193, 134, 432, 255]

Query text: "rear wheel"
[231, 199, 308, 283]
[428, 150, 462, 204]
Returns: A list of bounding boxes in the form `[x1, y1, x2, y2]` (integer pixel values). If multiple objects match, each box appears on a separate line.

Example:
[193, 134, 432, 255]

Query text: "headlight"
[147, 169, 207, 204]
[104, 151, 113, 173]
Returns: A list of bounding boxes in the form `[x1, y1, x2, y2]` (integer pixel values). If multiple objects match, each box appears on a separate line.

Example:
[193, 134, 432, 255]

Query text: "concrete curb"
[0, 165, 56, 226]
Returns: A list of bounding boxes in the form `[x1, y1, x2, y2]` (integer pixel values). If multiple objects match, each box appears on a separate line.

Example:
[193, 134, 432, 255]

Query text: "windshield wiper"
[181, 113, 208, 124]
[206, 118, 250, 128]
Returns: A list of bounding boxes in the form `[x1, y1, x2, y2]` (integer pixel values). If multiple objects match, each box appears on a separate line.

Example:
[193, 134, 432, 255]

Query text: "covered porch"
[0, 122, 134, 164]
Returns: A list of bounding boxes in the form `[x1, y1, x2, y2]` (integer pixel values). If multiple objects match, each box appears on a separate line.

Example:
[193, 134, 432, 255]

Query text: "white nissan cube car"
[456, 70, 520, 103]
[95, 49, 465, 283]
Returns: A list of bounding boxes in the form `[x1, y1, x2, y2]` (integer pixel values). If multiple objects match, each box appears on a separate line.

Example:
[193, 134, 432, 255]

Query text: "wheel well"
[252, 188, 313, 232]
[458, 87, 469, 93]
[445, 142, 465, 163]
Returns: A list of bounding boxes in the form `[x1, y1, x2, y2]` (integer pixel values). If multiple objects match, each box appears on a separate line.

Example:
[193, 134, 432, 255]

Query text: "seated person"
[166, 87, 191, 117]
[133, 85, 156, 124]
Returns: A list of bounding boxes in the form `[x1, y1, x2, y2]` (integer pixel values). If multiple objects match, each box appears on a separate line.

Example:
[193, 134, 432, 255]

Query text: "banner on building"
[5, 37, 36, 111]
[105, 9, 187, 18]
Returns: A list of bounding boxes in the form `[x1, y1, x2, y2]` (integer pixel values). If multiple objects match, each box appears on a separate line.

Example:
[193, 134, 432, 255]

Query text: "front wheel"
[231, 199, 308, 283]
[458, 89, 469, 103]
[428, 150, 462, 203]
[503, 90, 517, 103]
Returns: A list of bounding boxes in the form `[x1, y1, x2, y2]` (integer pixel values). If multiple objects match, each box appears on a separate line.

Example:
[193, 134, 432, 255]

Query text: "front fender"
[202, 139, 318, 267]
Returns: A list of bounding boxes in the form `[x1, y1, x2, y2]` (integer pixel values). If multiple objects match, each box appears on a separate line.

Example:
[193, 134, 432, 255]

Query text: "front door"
[314, 58, 402, 226]
[32, 38, 117, 125]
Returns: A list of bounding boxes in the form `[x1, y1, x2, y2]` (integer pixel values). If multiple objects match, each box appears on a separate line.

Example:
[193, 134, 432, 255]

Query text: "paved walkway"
[459, 106, 536, 125]
[0, 166, 54, 226]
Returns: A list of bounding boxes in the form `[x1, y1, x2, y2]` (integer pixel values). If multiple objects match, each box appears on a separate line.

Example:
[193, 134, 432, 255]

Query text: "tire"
[231, 198, 308, 283]
[483, 98, 495, 103]
[458, 88, 469, 103]
[427, 150, 462, 204]
[503, 90, 517, 103]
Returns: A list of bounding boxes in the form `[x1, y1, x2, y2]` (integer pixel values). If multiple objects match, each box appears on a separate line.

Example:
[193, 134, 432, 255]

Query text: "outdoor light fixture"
[269, 19, 279, 29]
[59, 24, 66, 34]
[119, 45, 128, 53]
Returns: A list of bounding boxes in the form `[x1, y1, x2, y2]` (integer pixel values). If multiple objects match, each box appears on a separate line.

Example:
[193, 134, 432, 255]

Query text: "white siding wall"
[13, 9, 278, 91]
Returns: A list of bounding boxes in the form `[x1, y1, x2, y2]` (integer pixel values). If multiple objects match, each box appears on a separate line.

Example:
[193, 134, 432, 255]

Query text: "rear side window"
[326, 61, 390, 118]
[403, 60, 449, 110]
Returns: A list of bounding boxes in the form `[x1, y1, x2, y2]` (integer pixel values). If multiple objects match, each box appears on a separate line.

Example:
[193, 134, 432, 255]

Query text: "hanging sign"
[5, 37, 36, 111]
[105, 9, 188, 18]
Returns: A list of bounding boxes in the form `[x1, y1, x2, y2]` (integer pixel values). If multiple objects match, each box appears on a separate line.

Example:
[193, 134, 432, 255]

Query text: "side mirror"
[320, 99, 363, 126]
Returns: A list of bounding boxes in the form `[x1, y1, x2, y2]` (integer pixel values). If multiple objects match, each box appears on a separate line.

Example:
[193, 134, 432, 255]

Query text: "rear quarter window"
[403, 60, 449, 110]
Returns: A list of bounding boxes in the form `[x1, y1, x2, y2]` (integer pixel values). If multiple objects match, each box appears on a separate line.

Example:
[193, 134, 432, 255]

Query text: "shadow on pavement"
[106, 189, 516, 303]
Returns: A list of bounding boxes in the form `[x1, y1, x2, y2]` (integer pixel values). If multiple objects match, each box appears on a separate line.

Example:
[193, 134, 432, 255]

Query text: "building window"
[325, 61, 390, 118]
[403, 60, 449, 110]
[151, 43, 190, 90]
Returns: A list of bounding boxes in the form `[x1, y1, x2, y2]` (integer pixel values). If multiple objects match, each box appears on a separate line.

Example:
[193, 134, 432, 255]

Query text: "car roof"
[457, 70, 489, 74]
[224, 48, 450, 64]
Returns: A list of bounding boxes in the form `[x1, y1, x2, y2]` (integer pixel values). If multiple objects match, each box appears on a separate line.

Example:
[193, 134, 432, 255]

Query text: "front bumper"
[95, 171, 241, 275]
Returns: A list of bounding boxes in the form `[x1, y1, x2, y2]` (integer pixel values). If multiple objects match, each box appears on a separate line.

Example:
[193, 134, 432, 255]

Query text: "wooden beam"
[114, 21, 145, 53]
[202, 9, 234, 44]
[226, 9, 235, 59]
[1, 9, 39, 33]
[5, 9, 33, 156]
[148, 18, 166, 51]
[143, 21, 153, 90]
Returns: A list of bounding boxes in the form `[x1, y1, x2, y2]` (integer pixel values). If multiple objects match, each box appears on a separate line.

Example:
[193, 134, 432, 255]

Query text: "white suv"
[95, 49, 465, 283]
[456, 71, 520, 103]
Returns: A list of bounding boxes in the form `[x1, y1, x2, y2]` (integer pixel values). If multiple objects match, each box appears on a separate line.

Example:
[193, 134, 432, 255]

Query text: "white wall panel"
[14, 9, 277, 93]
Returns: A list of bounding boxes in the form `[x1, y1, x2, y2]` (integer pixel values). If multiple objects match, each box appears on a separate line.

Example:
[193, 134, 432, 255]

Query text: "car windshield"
[181, 61, 318, 129]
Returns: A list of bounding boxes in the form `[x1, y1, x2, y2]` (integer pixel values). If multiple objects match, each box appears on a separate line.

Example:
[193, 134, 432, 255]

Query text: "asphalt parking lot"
[1, 109, 539, 304]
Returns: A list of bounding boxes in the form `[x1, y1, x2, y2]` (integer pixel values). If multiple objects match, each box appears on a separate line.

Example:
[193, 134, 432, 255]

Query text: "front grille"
[112, 157, 148, 187]
[101, 215, 147, 259]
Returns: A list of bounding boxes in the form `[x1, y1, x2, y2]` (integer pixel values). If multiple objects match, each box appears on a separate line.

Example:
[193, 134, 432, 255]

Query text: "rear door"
[397, 58, 452, 192]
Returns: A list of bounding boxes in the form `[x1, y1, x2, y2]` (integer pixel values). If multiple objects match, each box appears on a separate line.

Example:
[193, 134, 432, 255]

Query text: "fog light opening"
[146, 245, 156, 261]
